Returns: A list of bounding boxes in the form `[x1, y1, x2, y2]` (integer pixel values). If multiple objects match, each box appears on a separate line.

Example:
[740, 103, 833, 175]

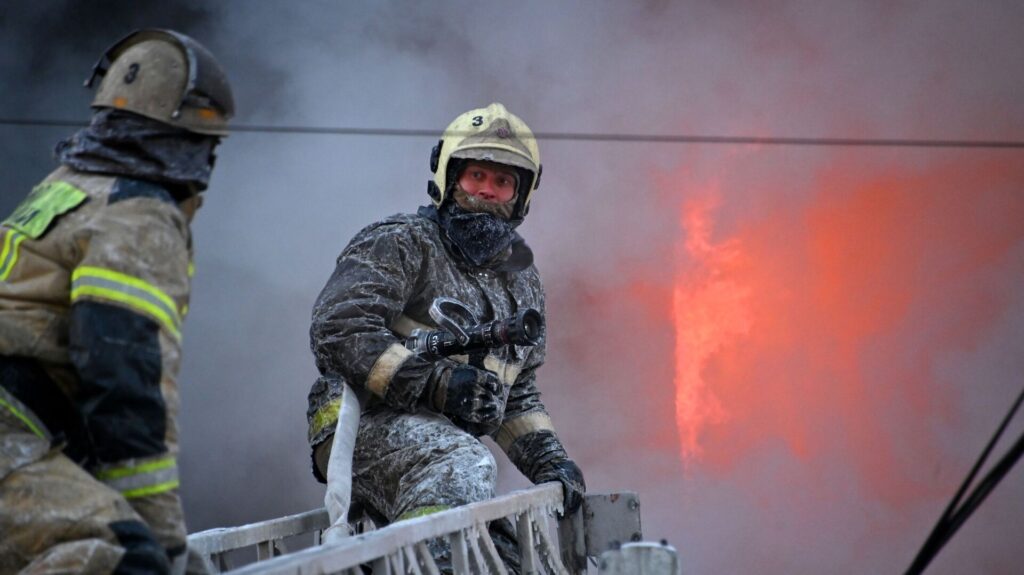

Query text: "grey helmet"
[85, 29, 234, 136]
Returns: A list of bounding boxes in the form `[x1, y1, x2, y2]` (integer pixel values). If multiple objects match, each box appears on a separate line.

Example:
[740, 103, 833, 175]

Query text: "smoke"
[3, 1, 1024, 573]
[0, 1, 218, 214]
[3, 1, 212, 76]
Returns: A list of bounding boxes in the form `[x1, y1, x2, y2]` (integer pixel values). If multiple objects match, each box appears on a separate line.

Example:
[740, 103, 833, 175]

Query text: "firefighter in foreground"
[0, 29, 233, 574]
[307, 103, 585, 571]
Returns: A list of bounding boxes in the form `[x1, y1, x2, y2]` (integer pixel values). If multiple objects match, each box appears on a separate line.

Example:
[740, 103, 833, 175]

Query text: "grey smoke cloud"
[3, 2, 1023, 573]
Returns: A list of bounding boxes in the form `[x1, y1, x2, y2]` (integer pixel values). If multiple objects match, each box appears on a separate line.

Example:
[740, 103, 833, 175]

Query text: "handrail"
[189, 483, 572, 574]
[188, 508, 329, 556]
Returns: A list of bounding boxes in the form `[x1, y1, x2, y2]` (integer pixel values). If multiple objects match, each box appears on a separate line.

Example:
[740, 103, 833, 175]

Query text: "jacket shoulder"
[107, 178, 176, 206]
[42, 167, 179, 214]
[364, 212, 433, 233]
[40, 166, 115, 200]
[348, 212, 437, 246]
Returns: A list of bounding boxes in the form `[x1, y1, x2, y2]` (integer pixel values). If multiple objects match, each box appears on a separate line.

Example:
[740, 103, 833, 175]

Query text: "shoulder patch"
[2, 181, 89, 239]
[108, 179, 175, 206]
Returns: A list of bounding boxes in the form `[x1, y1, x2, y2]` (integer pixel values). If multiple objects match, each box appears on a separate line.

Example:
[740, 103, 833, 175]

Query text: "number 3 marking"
[472, 116, 483, 126]
[124, 63, 140, 84]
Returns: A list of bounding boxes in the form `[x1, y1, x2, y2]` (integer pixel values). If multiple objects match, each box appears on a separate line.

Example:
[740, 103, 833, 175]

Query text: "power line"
[904, 384, 1024, 575]
[2, 116, 1023, 149]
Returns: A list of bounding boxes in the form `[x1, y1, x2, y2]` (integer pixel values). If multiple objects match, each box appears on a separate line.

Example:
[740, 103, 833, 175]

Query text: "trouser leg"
[0, 411, 169, 574]
[352, 409, 498, 521]
[127, 488, 188, 565]
[84, 368, 189, 566]
[351, 409, 522, 573]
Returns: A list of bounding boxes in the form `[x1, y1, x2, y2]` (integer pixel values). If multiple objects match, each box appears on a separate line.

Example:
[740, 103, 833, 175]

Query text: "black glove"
[535, 458, 586, 515]
[428, 359, 506, 436]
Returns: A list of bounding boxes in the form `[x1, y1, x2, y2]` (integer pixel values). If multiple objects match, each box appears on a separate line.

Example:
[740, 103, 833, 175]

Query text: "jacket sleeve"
[499, 346, 585, 510]
[490, 281, 574, 482]
[495, 348, 574, 481]
[68, 184, 190, 551]
[310, 222, 437, 411]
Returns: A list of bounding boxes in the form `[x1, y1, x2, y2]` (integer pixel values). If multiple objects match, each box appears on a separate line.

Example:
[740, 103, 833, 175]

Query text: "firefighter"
[0, 29, 233, 574]
[307, 103, 585, 570]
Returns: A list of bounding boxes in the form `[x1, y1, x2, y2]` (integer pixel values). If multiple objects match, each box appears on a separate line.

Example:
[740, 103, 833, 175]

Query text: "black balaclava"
[439, 199, 516, 267]
[419, 185, 533, 272]
[55, 108, 219, 199]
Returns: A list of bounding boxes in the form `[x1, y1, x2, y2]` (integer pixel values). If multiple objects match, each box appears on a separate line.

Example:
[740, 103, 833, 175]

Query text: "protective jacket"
[0, 165, 192, 572]
[307, 208, 577, 490]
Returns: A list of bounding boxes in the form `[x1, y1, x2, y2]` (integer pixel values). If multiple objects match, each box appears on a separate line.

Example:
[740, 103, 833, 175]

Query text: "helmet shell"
[87, 29, 234, 136]
[432, 103, 541, 220]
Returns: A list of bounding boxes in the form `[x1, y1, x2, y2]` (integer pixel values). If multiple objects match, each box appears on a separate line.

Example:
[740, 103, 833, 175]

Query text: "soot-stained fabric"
[55, 109, 218, 195]
[310, 211, 547, 422]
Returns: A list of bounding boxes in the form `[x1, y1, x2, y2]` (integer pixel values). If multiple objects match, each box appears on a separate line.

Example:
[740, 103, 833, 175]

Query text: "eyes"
[465, 168, 515, 190]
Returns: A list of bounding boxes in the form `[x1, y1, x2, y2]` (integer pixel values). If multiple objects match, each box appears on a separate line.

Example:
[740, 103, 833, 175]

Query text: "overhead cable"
[2, 117, 1023, 149]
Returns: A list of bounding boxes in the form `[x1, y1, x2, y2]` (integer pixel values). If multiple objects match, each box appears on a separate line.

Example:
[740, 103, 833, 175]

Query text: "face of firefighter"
[457, 161, 518, 204]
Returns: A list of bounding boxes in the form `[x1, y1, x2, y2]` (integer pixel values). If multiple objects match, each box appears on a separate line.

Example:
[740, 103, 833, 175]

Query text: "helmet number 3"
[472, 116, 483, 127]
[124, 63, 140, 84]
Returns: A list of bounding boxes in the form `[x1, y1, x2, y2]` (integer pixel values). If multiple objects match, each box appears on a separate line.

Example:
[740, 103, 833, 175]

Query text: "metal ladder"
[187, 484, 643, 574]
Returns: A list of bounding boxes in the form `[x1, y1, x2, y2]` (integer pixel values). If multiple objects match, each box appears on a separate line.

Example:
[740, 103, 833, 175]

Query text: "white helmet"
[429, 103, 541, 221]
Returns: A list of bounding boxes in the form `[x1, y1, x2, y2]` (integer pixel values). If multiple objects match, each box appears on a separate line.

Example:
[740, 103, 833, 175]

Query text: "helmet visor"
[450, 146, 537, 174]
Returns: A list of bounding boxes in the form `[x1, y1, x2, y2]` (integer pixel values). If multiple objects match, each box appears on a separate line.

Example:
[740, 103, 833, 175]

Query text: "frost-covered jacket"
[0, 165, 191, 505]
[309, 212, 563, 478]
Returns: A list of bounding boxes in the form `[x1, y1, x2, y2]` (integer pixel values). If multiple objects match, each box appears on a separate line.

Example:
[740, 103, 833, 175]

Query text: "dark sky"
[3, 2, 1023, 573]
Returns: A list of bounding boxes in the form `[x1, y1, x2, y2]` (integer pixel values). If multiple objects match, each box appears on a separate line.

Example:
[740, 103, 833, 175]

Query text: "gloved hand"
[534, 458, 586, 515]
[428, 359, 506, 436]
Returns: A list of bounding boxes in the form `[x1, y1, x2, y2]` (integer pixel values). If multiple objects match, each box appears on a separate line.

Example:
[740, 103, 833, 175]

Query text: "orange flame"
[673, 190, 751, 463]
[671, 154, 1024, 505]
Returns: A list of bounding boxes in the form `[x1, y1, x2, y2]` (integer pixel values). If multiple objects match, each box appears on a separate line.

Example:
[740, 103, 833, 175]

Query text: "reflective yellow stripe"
[94, 456, 176, 481]
[71, 285, 181, 340]
[71, 266, 181, 340]
[309, 398, 342, 443]
[94, 456, 179, 499]
[0, 396, 47, 439]
[397, 505, 450, 521]
[123, 480, 180, 499]
[2, 181, 87, 239]
[73, 266, 177, 312]
[0, 229, 26, 281]
[187, 261, 195, 278]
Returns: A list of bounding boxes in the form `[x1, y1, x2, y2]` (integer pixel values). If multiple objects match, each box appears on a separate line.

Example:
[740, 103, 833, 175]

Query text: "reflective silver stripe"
[71, 271, 180, 334]
[94, 456, 179, 499]
[391, 317, 524, 385]
[483, 354, 523, 387]
[496, 411, 555, 451]
[366, 343, 414, 398]
[444, 353, 522, 386]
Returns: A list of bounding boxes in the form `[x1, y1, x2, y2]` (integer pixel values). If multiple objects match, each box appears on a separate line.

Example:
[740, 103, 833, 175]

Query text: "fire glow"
[672, 191, 750, 462]
[671, 154, 1024, 504]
